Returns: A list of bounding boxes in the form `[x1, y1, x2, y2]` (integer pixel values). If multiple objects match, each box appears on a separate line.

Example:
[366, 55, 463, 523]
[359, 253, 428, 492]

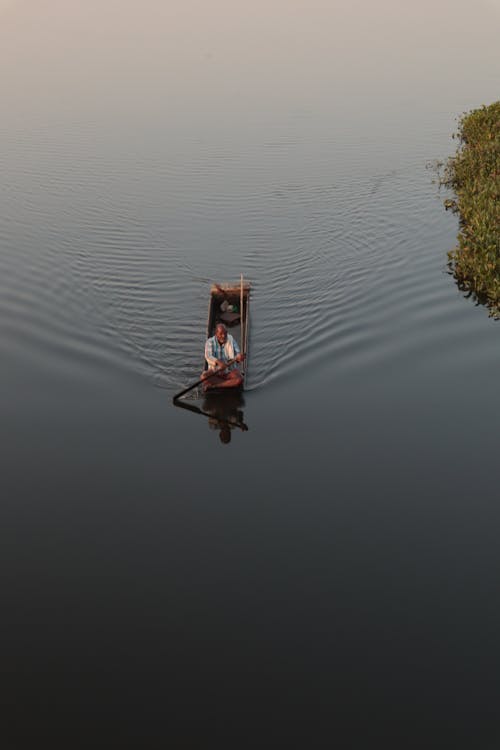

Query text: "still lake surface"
[1, 1, 499, 746]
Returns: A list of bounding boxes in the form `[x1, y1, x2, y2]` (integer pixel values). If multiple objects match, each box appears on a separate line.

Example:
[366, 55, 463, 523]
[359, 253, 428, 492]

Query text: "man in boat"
[202, 323, 245, 390]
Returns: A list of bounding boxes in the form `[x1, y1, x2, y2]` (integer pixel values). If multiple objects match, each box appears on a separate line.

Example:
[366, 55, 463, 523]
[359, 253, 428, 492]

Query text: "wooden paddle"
[172, 359, 237, 402]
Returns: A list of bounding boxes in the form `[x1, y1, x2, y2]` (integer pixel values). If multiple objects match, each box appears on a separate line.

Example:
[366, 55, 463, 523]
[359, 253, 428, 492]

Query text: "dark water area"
[1, 1, 500, 747]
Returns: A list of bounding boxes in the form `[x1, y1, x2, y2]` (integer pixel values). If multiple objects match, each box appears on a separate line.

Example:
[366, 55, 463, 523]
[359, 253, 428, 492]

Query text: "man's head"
[215, 323, 227, 345]
[219, 425, 231, 444]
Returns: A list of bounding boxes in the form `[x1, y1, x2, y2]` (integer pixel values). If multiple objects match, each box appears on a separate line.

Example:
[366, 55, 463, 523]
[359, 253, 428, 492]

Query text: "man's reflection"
[203, 391, 248, 444]
[173, 390, 248, 444]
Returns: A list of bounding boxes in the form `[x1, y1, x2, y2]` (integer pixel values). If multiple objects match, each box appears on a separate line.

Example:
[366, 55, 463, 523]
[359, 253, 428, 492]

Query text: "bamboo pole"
[244, 296, 249, 375]
[240, 274, 245, 374]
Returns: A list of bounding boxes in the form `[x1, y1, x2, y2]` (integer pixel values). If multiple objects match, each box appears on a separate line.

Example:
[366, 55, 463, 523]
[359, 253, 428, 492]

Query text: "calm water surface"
[1, 1, 500, 747]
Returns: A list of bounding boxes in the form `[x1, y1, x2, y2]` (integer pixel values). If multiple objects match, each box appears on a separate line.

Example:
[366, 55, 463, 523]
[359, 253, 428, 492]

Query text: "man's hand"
[235, 353, 245, 363]
[216, 359, 226, 370]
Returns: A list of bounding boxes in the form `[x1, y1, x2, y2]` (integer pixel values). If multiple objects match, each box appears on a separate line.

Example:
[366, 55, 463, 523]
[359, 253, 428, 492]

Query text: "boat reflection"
[174, 391, 248, 445]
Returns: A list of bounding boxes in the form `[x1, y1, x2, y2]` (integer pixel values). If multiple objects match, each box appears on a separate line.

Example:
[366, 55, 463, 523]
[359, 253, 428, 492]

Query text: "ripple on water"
[0, 120, 463, 395]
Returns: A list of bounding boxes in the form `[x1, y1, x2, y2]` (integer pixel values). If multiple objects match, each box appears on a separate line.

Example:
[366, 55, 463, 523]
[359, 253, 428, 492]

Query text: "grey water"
[1, 1, 499, 747]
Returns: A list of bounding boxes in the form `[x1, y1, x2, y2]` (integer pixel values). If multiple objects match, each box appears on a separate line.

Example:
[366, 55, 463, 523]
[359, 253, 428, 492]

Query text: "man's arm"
[205, 338, 219, 369]
[230, 335, 245, 363]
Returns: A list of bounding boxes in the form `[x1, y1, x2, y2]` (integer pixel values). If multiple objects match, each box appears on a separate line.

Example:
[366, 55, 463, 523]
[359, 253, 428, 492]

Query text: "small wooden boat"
[203, 278, 250, 392]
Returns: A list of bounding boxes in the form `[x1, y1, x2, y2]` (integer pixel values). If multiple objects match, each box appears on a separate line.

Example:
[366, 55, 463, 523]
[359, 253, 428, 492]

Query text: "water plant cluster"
[441, 101, 500, 318]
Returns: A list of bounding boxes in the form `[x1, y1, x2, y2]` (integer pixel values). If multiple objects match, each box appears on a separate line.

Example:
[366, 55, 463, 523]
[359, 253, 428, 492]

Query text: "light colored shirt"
[205, 334, 240, 371]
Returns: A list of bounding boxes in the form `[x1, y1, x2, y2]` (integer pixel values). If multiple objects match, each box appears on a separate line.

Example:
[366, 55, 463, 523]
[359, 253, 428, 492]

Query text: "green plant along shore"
[441, 101, 500, 317]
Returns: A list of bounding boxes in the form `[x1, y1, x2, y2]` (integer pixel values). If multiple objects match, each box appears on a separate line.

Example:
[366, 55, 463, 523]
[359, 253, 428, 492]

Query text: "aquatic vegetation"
[440, 101, 500, 318]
